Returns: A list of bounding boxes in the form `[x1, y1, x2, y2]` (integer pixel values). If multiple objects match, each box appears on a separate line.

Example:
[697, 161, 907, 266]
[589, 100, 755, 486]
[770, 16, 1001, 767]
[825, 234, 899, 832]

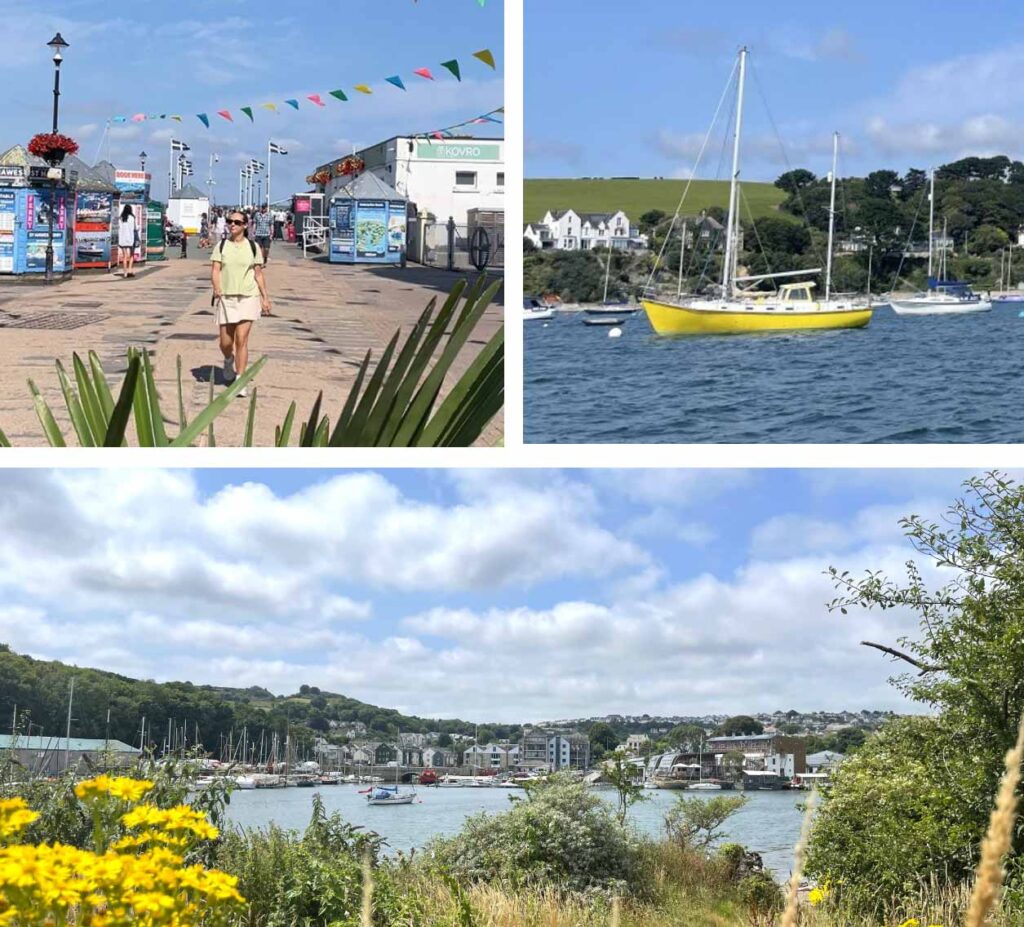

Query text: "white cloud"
[0, 469, 969, 722]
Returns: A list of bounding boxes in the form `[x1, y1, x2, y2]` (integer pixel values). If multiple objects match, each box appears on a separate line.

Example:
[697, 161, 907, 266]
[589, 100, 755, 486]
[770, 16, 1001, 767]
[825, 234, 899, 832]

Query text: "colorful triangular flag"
[241, 106, 254, 122]
[171, 115, 183, 122]
[307, 93, 325, 107]
[217, 110, 233, 122]
[414, 67, 434, 80]
[285, 99, 300, 110]
[261, 102, 278, 112]
[440, 59, 461, 81]
[354, 84, 372, 95]
[385, 75, 406, 91]
[131, 113, 146, 122]
[113, 116, 127, 124]
[196, 113, 210, 128]
[329, 89, 348, 102]
[473, 49, 496, 69]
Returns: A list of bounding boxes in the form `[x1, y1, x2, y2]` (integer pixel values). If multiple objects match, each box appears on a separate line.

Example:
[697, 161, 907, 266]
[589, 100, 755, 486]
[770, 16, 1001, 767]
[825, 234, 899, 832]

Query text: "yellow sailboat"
[642, 48, 873, 336]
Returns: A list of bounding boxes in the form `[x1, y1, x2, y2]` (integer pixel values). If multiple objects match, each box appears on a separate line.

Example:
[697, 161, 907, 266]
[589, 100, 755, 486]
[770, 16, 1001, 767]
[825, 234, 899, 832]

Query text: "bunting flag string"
[107, 48, 497, 128]
[415, 106, 503, 142]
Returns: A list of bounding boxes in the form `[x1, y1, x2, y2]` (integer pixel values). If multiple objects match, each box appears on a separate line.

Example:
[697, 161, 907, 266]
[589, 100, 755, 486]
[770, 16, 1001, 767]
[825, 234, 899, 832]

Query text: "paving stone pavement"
[0, 243, 503, 447]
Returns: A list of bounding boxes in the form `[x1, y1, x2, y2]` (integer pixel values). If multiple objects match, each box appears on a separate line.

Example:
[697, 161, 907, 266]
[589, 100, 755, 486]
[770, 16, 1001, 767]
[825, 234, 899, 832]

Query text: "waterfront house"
[463, 743, 521, 770]
[0, 734, 140, 777]
[421, 747, 457, 768]
[705, 733, 807, 775]
[373, 743, 398, 765]
[518, 730, 591, 772]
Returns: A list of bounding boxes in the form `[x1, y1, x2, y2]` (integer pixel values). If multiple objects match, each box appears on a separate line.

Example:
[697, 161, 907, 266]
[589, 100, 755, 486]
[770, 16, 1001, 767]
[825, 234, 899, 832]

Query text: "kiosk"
[0, 145, 73, 276]
[328, 172, 406, 265]
[65, 154, 117, 271]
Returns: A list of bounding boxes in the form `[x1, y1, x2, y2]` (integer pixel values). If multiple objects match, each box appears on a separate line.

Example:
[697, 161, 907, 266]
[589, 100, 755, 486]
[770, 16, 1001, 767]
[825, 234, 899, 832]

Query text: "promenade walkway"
[0, 244, 503, 446]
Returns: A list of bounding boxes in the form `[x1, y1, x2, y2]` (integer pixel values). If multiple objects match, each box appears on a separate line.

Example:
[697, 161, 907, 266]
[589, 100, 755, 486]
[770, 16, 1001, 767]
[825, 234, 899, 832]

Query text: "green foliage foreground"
[0, 277, 502, 448]
[807, 472, 1024, 921]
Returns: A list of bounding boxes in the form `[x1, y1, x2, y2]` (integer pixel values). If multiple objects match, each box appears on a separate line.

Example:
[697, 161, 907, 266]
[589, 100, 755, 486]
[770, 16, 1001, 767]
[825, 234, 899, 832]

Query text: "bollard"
[446, 216, 456, 272]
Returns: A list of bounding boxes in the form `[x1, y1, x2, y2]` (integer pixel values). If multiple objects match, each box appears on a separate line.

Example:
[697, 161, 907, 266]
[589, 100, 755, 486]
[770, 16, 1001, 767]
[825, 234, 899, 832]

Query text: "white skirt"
[216, 295, 261, 325]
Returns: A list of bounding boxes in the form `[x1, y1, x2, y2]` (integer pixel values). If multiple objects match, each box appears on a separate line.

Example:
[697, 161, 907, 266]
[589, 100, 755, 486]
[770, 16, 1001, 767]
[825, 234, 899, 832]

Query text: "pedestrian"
[253, 204, 273, 263]
[210, 210, 272, 398]
[215, 211, 227, 241]
[199, 212, 210, 248]
[180, 226, 188, 259]
[116, 203, 137, 278]
[273, 207, 284, 240]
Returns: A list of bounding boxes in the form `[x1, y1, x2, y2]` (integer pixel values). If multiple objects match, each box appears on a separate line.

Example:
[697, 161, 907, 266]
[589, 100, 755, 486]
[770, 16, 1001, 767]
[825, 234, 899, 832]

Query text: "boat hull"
[641, 299, 872, 334]
[890, 298, 992, 316]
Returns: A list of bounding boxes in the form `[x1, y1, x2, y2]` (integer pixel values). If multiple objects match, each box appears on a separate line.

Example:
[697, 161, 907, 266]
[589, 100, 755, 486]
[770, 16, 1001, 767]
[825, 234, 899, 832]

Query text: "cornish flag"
[171, 139, 190, 151]
[269, 142, 288, 155]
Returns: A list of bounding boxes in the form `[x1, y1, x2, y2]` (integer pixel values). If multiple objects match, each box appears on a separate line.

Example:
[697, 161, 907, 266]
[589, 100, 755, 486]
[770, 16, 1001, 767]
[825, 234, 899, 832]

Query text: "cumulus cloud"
[0, 469, 970, 721]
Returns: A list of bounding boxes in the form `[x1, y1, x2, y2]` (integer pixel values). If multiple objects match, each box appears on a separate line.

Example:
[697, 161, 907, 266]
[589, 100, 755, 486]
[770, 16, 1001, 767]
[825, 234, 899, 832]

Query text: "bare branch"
[860, 640, 945, 674]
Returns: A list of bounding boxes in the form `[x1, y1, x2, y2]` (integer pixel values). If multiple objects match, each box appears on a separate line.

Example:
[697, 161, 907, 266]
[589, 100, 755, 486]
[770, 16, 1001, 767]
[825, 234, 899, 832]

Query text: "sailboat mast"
[602, 248, 611, 304]
[677, 220, 687, 300]
[722, 46, 748, 298]
[825, 131, 839, 302]
[927, 169, 936, 280]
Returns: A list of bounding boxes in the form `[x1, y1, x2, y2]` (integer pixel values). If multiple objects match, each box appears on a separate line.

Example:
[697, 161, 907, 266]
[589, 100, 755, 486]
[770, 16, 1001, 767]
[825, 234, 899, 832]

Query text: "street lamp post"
[44, 32, 69, 284]
[139, 150, 147, 172]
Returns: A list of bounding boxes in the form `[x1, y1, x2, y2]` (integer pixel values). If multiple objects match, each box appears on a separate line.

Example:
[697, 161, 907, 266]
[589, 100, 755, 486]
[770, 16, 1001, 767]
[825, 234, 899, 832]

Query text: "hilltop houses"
[525, 209, 648, 251]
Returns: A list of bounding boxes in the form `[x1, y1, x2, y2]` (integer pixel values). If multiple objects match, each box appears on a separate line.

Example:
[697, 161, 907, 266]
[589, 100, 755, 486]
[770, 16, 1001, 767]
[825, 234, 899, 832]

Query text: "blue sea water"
[524, 306, 1024, 443]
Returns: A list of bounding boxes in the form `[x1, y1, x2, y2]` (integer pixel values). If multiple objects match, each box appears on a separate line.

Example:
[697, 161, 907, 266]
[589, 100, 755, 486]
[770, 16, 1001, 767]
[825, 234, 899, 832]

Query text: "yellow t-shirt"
[211, 237, 264, 296]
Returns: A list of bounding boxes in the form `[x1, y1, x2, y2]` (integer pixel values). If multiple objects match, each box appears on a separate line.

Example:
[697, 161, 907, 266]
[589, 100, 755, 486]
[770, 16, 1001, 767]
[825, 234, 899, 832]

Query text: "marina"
[222, 780, 807, 877]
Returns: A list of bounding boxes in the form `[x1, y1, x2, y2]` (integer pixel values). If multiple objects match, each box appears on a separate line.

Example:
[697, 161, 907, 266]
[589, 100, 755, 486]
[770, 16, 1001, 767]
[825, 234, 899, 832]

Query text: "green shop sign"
[415, 142, 500, 161]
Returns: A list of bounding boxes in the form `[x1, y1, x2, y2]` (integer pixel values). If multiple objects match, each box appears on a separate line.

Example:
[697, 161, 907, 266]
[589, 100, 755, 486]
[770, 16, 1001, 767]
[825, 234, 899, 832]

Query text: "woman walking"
[116, 203, 137, 278]
[210, 210, 272, 397]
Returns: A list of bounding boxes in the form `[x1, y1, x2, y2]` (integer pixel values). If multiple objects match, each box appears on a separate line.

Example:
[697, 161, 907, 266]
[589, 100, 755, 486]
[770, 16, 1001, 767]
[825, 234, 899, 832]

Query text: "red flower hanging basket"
[334, 156, 364, 178]
[27, 132, 79, 166]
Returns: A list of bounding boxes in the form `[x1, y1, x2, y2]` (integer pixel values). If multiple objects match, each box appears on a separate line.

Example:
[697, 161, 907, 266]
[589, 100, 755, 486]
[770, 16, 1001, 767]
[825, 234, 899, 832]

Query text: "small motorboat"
[523, 296, 555, 321]
[584, 304, 638, 316]
[583, 316, 627, 326]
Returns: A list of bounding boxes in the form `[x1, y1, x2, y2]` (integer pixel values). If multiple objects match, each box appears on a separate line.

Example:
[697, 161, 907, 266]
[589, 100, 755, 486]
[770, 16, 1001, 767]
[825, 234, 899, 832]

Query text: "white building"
[526, 209, 646, 251]
[315, 136, 504, 226]
[166, 183, 209, 235]
[625, 734, 650, 753]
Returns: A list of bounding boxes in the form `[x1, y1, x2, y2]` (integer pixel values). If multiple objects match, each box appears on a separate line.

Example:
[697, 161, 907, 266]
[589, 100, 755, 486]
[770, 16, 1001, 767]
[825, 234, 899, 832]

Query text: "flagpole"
[168, 138, 173, 201]
[266, 140, 271, 209]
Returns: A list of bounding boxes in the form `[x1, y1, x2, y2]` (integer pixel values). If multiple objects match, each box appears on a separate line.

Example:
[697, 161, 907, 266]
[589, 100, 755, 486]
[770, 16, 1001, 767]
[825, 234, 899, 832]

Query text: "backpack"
[218, 237, 257, 260]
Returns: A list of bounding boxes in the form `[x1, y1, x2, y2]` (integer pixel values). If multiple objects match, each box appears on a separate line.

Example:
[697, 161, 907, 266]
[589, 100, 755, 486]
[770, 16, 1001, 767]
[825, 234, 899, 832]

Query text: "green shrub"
[424, 776, 644, 896]
[805, 716, 984, 915]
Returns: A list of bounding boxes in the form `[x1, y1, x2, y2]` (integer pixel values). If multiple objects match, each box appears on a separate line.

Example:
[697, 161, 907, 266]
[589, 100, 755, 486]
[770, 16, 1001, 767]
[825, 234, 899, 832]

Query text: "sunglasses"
[228, 219, 246, 226]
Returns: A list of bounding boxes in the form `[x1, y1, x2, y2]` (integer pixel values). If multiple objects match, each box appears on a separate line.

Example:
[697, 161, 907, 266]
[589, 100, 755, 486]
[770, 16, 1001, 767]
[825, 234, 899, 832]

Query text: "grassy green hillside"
[524, 178, 786, 224]
[0, 645, 491, 753]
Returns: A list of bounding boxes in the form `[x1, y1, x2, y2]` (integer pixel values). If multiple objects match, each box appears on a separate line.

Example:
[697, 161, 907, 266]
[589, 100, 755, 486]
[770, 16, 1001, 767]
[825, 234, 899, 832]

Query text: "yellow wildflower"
[0, 798, 39, 840]
[74, 774, 153, 802]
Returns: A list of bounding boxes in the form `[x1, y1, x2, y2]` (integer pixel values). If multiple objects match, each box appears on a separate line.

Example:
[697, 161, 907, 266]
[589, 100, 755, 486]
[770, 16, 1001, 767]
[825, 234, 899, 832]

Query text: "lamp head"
[48, 32, 68, 64]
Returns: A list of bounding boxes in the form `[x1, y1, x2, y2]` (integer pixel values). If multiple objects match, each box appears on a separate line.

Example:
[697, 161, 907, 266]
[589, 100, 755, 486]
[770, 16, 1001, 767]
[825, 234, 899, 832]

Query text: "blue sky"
[526, 0, 1024, 181]
[0, 468, 1003, 723]
[1, 0, 503, 203]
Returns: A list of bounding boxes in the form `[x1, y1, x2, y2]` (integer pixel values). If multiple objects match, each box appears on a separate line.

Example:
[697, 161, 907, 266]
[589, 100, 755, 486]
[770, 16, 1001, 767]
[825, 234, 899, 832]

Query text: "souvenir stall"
[64, 154, 118, 271]
[0, 144, 73, 276]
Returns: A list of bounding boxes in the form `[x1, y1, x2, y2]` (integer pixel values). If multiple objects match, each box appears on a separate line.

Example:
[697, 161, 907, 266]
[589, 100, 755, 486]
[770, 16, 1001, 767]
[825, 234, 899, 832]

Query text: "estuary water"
[524, 305, 1024, 443]
[223, 784, 806, 877]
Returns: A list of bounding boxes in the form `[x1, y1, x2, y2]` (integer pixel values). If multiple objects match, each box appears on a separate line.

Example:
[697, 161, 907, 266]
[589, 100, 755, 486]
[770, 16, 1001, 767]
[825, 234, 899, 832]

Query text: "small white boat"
[523, 297, 554, 321]
[688, 781, 724, 791]
[233, 776, 257, 790]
